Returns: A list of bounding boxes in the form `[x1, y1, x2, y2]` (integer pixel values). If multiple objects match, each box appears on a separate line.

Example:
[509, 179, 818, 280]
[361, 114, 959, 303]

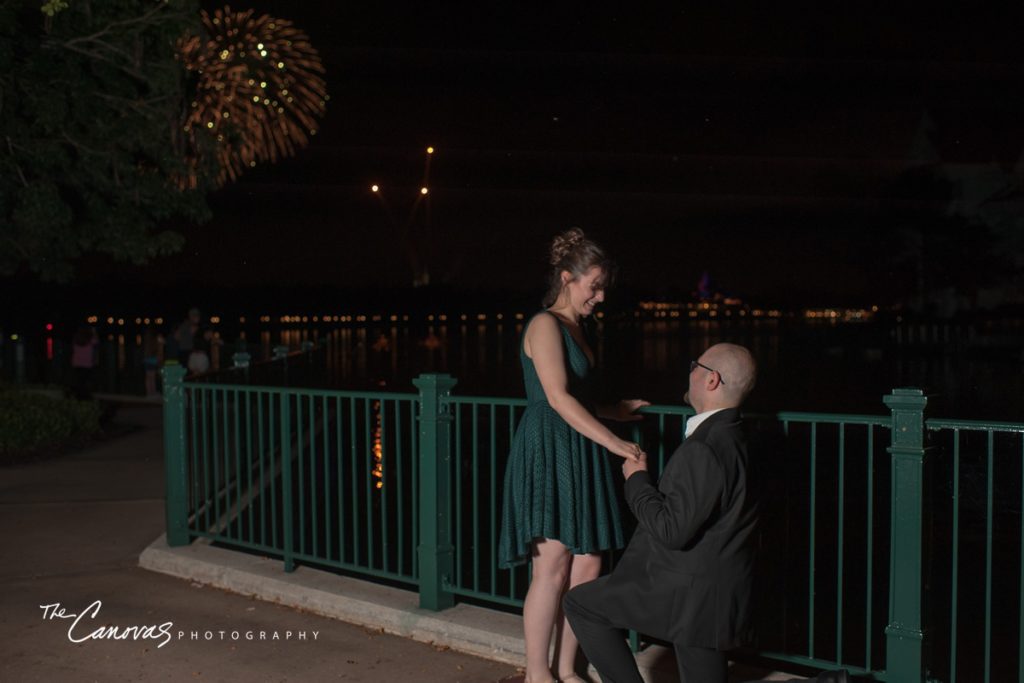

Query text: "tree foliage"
[0, 0, 213, 281]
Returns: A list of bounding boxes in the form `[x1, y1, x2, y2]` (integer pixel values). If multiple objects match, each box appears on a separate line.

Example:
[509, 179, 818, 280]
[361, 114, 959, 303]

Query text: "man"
[563, 343, 848, 683]
[174, 307, 201, 366]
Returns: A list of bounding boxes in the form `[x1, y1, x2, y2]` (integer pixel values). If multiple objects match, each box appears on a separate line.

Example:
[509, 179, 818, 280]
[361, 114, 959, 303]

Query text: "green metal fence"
[163, 361, 1023, 683]
[925, 417, 1024, 683]
[727, 411, 894, 679]
[164, 362, 420, 587]
[447, 393, 528, 606]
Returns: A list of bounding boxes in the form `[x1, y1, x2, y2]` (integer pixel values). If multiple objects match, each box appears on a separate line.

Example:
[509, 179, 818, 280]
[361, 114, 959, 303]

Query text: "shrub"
[0, 390, 101, 462]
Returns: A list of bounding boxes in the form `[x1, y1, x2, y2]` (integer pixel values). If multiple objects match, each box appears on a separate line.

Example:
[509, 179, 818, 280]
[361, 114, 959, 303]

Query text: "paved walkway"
[1, 401, 797, 682]
[0, 403, 517, 682]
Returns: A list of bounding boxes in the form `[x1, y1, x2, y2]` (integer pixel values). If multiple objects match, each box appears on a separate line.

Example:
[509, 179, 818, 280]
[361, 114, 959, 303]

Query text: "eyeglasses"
[690, 359, 725, 385]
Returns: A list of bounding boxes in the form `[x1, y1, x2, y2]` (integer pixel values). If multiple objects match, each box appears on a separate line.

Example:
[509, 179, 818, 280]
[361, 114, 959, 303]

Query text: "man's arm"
[624, 442, 724, 549]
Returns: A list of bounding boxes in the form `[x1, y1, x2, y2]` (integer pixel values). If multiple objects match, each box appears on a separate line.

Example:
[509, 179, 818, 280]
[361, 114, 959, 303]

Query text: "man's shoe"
[816, 670, 850, 683]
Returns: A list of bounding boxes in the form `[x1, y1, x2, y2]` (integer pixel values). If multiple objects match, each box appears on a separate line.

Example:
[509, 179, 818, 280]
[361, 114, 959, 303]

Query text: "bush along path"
[0, 387, 103, 465]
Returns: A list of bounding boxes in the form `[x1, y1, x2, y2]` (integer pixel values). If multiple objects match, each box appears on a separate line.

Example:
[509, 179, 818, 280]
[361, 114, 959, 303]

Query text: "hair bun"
[549, 227, 586, 266]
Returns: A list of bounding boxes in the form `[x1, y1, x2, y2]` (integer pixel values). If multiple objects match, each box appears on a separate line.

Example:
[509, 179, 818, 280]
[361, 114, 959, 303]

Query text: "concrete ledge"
[140, 534, 525, 665]
[140, 535, 800, 682]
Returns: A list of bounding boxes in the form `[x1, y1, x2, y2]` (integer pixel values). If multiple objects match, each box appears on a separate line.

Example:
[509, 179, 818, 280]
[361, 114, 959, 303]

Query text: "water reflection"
[4, 318, 1022, 420]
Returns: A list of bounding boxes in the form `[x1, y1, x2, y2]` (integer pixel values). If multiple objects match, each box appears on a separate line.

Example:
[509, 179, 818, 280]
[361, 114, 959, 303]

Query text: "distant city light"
[420, 187, 429, 195]
[427, 146, 434, 154]
[371, 184, 379, 192]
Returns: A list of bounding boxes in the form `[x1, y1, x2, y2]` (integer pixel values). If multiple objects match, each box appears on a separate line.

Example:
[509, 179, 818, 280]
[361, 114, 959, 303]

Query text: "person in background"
[187, 326, 219, 375]
[174, 307, 201, 366]
[142, 327, 162, 396]
[70, 325, 99, 400]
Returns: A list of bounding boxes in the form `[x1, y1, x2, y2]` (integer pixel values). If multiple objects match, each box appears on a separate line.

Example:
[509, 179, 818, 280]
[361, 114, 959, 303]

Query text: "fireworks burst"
[176, 6, 328, 187]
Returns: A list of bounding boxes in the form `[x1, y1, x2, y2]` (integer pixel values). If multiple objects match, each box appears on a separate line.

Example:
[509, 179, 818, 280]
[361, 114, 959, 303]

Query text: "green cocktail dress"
[498, 312, 624, 567]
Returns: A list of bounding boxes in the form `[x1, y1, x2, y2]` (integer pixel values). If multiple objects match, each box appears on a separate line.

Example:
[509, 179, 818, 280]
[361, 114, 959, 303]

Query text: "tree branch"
[45, 40, 148, 82]
[71, 35, 135, 65]
[92, 90, 175, 116]
[0, 235, 31, 261]
[44, 4, 190, 83]
[5, 136, 29, 187]
[64, 3, 172, 48]
[61, 131, 108, 158]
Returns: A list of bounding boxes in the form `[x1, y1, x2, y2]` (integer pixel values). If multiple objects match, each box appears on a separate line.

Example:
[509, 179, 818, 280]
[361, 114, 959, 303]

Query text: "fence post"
[281, 394, 295, 572]
[413, 373, 457, 610]
[162, 362, 190, 546]
[884, 387, 929, 683]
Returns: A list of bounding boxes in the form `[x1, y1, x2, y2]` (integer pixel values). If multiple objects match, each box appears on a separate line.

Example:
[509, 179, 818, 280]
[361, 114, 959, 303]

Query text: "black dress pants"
[563, 583, 728, 683]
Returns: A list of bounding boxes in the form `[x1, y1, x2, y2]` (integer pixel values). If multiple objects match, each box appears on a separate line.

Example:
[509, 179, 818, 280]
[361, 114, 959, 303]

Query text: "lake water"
[6, 316, 1022, 421]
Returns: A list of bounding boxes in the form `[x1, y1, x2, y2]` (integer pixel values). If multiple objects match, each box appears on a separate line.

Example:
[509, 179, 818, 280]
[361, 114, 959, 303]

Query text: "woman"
[70, 325, 99, 400]
[499, 228, 649, 683]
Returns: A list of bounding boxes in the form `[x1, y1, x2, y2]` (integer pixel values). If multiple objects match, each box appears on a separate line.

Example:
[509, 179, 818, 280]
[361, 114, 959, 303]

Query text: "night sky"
[74, 3, 1024, 309]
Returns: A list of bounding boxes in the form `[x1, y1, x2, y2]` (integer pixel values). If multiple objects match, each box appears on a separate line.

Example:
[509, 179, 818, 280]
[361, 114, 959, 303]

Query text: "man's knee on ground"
[562, 582, 600, 625]
[562, 585, 584, 619]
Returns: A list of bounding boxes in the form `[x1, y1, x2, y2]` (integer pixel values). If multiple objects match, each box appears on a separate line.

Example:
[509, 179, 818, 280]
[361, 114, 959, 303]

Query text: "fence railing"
[924, 418, 1024, 683]
[163, 361, 1024, 683]
[164, 363, 420, 588]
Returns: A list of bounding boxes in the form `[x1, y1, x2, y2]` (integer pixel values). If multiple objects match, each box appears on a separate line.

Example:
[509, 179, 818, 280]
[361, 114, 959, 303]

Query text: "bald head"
[688, 343, 757, 411]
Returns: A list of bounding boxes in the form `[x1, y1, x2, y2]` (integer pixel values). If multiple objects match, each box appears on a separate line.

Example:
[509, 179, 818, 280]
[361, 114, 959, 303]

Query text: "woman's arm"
[526, 314, 642, 460]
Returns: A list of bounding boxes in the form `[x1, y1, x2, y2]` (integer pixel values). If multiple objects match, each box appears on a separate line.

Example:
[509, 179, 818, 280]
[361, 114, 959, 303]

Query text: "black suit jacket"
[598, 407, 758, 649]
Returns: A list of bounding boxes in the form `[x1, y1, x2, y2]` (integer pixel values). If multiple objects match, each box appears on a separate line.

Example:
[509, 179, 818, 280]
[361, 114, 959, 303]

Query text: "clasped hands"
[622, 449, 648, 479]
[611, 435, 646, 480]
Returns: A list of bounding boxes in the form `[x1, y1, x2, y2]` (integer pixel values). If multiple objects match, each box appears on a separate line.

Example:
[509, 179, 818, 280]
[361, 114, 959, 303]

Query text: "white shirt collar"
[684, 408, 727, 438]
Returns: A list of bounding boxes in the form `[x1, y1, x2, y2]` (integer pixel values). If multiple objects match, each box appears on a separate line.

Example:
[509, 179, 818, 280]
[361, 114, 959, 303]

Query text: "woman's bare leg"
[555, 552, 602, 681]
[523, 539, 572, 683]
